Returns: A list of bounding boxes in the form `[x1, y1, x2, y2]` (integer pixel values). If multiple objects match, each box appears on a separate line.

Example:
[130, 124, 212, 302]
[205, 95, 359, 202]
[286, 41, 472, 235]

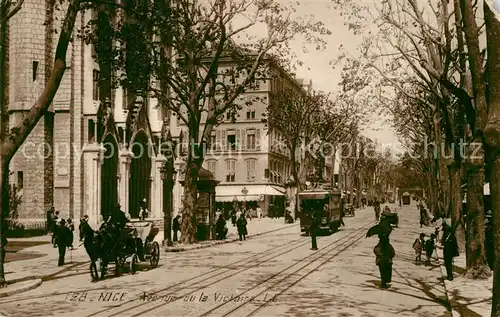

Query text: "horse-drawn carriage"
[80, 220, 160, 280]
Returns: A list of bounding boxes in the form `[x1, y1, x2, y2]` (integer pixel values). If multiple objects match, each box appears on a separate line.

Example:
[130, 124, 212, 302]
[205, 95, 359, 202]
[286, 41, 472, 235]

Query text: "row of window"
[206, 159, 257, 182]
[180, 129, 262, 152]
[205, 159, 291, 184]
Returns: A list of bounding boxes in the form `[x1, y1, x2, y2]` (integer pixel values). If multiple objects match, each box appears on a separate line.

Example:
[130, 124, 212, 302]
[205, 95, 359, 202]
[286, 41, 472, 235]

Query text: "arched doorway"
[101, 134, 119, 221]
[129, 131, 152, 218]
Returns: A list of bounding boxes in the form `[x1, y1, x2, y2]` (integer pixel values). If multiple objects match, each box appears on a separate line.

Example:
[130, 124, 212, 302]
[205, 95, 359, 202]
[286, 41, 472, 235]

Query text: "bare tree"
[482, 1, 500, 315]
[0, 0, 82, 287]
[97, 0, 329, 243]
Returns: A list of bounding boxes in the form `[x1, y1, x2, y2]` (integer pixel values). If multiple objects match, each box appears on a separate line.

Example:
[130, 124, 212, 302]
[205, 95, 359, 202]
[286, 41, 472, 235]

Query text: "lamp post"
[241, 187, 248, 210]
[161, 133, 177, 247]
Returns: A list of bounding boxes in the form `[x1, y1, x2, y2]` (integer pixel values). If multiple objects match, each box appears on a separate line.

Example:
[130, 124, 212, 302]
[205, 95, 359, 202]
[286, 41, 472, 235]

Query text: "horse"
[79, 221, 102, 281]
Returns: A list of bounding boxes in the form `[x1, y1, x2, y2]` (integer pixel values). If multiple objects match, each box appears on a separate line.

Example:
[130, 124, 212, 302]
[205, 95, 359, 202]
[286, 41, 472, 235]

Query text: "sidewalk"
[436, 242, 492, 316]
[164, 217, 296, 252]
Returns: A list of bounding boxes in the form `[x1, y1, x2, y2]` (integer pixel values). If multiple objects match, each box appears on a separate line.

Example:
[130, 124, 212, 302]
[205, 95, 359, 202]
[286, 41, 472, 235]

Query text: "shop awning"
[215, 184, 285, 202]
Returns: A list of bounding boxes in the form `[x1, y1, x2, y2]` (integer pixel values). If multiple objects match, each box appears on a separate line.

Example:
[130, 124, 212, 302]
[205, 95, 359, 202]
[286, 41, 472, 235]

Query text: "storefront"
[215, 184, 286, 217]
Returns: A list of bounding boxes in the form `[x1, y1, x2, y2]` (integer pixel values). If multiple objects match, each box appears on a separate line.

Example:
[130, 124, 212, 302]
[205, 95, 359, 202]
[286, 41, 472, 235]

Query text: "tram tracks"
[106, 219, 375, 317]
[88, 231, 312, 316]
[197, 220, 375, 317]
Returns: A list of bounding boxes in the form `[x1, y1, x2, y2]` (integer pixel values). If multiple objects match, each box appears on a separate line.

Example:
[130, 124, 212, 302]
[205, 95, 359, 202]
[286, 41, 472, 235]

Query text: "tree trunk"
[290, 143, 301, 217]
[348, 174, 354, 204]
[483, 1, 500, 314]
[465, 144, 491, 279]
[0, 159, 9, 286]
[0, 0, 81, 285]
[180, 161, 199, 244]
[429, 158, 439, 217]
[449, 163, 466, 252]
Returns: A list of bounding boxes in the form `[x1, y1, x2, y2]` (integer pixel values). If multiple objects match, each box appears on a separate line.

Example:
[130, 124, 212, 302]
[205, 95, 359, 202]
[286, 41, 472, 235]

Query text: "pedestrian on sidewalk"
[413, 233, 425, 265]
[1, 233, 7, 267]
[310, 211, 320, 250]
[55, 219, 72, 266]
[231, 209, 237, 226]
[237, 213, 248, 241]
[443, 222, 459, 280]
[173, 215, 180, 242]
[425, 233, 436, 266]
[374, 199, 381, 222]
[216, 214, 228, 240]
[51, 210, 59, 247]
[66, 218, 75, 250]
[46, 206, 55, 234]
[374, 233, 395, 289]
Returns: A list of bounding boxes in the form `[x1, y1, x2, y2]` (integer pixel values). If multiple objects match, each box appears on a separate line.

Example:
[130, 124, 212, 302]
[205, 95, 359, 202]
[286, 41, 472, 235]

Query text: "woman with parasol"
[367, 221, 395, 289]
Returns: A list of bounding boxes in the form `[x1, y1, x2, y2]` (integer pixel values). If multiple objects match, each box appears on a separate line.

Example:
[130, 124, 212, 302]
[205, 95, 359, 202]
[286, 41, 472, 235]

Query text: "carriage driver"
[107, 203, 129, 230]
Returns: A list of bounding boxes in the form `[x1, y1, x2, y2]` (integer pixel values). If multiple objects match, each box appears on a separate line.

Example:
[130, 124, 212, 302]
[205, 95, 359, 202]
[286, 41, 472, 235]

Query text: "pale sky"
[230, 0, 401, 148]
[285, 1, 400, 148]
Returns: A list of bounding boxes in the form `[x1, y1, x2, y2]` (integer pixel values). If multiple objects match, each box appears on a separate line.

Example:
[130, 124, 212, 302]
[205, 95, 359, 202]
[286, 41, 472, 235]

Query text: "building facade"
[172, 61, 331, 217]
[7, 2, 166, 229]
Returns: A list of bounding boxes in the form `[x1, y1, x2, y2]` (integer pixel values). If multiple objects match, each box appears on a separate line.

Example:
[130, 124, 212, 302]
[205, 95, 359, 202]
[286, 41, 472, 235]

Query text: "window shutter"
[222, 130, 227, 150]
[242, 129, 246, 151]
[256, 129, 261, 150]
[216, 130, 221, 151]
[246, 160, 250, 181]
[236, 129, 241, 151]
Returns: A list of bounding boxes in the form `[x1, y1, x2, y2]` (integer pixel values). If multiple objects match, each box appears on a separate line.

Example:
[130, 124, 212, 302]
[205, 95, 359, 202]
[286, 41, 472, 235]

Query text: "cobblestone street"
[0, 204, 452, 317]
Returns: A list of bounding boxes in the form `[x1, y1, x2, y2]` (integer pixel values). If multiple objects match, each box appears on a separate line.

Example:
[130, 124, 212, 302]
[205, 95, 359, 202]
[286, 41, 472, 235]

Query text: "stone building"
[6, 2, 166, 229]
[171, 61, 334, 217]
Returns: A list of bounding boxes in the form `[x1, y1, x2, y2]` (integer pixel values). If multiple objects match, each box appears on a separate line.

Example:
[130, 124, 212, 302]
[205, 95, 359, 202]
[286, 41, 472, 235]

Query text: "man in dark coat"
[216, 214, 228, 240]
[55, 219, 71, 266]
[108, 203, 128, 230]
[1, 233, 7, 266]
[236, 213, 248, 241]
[443, 222, 459, 280]
[374, 233, 395, 288]
[46, 206, 55, 234]
[52, 211, 59, 247]
[172, 215, 181, 242]
[310, 211, 320, 250]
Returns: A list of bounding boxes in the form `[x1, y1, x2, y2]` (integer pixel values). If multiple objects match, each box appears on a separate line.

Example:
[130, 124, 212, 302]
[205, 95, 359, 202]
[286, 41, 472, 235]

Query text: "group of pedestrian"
[413, 232, 436, 266]
[47, 206, 76, 266]
[215, 212, 247, 241]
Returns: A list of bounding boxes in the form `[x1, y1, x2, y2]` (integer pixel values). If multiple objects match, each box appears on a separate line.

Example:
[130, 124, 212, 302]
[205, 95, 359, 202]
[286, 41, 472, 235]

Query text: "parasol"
[366, 221, 393, 238]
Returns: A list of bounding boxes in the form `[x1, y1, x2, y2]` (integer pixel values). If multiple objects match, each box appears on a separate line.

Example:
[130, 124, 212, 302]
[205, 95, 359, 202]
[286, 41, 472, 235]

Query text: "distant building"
[171, 60, 325, 217]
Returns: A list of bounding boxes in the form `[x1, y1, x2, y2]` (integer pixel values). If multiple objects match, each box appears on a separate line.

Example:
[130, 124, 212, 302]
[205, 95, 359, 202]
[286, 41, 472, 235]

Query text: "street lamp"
[241, 187, 248, 209]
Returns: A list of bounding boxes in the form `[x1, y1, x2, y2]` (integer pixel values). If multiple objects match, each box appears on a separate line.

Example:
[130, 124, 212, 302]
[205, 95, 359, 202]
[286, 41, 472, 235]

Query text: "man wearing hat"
[108, 203, 128, 231]
[55, 219, 72, 266]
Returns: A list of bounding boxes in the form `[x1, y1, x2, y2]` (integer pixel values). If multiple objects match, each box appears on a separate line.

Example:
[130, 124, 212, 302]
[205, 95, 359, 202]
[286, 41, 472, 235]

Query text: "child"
[413, 233, 426, 265]
[425, 233, 436, 266]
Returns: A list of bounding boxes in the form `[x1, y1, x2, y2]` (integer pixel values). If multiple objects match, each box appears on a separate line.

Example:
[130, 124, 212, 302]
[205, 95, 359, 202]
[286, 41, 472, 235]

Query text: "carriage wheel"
[130, 254, 138, 274]
[116, 256, 126, 268]
[150, 242, 160, 268]
[100, 260, 108, 280]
